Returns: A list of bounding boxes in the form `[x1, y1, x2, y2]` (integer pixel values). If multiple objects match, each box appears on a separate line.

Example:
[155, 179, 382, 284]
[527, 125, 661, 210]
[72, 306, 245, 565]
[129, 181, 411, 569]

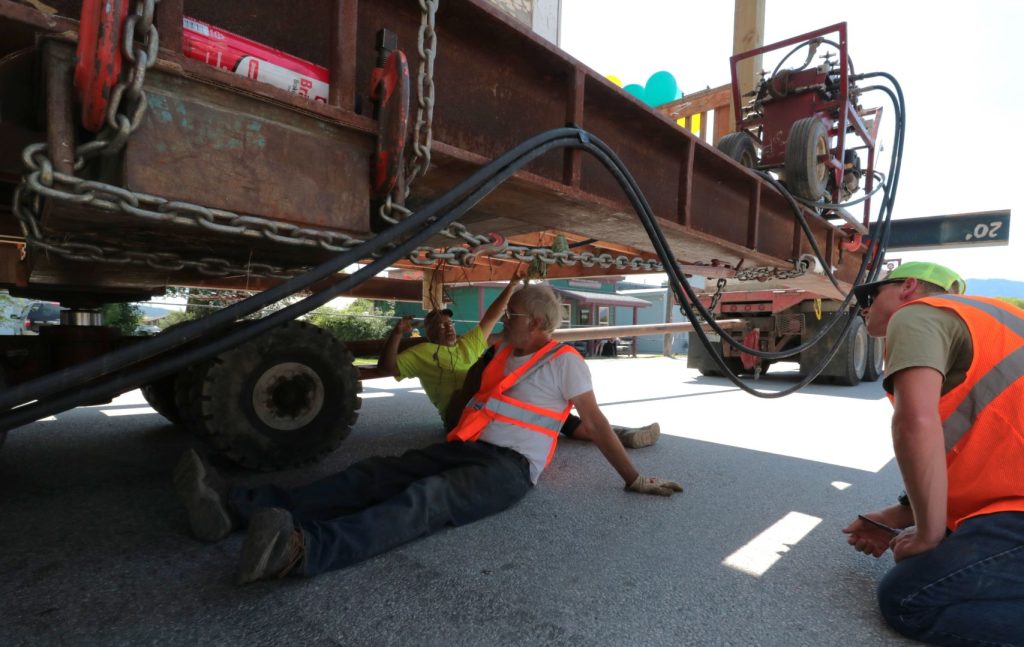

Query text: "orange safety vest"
[893, 295, 1024, 530]
[447, 340, 579, 468]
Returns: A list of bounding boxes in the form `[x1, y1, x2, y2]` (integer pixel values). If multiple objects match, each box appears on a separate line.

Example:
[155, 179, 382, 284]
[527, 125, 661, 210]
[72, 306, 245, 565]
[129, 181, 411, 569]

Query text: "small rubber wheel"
[717, 132, 758, 168]
[784, 117, 830, 200]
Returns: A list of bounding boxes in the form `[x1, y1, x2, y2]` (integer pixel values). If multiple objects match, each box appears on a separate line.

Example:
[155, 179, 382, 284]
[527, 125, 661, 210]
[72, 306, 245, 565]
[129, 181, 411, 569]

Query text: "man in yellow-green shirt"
[373, 275, 523, 417]
[371, 275, 659, 449]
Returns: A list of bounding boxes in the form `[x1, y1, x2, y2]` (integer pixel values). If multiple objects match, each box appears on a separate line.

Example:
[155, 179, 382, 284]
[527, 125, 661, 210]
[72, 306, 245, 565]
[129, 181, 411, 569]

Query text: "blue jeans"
[228, 441, 531, 576]
[877, 511, 1024, 646]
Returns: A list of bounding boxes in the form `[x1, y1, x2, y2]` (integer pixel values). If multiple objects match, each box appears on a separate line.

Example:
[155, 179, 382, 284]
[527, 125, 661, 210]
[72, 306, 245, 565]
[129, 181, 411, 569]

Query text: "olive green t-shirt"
[882, 303, 973, 395]
[395, 326, 487, 416]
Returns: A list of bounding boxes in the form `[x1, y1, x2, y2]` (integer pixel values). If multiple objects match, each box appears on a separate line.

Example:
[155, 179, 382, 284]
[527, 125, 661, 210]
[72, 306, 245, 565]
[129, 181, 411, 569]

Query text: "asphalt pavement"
[0, 357, 915, 646]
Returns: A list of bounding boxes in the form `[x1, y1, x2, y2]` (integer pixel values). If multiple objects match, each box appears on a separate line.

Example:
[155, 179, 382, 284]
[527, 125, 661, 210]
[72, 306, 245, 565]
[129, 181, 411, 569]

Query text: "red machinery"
[719, 24, 882, 232]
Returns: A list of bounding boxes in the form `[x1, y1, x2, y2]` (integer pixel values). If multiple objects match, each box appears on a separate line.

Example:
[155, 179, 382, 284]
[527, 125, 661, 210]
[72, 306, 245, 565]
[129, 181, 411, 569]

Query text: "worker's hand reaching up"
[626, 475, 683, 497]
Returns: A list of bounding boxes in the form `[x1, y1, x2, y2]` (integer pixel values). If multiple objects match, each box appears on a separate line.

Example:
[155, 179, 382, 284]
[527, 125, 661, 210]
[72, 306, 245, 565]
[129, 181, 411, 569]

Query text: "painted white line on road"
[722, 511, 822, 577]
[360, 392, 396, 399]
[831, 481, 852, 490]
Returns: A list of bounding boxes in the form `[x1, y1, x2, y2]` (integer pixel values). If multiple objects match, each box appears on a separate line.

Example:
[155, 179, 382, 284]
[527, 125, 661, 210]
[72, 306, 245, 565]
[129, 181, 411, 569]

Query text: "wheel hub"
[252, 362, 325, 430]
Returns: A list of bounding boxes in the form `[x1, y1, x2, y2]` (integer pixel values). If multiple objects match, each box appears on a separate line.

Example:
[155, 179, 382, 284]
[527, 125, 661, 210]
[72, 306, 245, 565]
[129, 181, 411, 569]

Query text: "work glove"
[626, 475, 683, 497]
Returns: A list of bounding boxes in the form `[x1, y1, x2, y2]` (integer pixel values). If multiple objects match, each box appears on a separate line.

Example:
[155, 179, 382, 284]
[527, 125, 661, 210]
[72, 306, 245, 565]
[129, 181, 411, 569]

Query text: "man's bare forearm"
[892, 412, 948, 542]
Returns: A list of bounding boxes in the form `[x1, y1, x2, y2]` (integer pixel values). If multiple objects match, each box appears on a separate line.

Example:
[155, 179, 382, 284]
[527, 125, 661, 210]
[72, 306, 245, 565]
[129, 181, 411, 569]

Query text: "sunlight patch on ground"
[831, 481, 852, 490]
[359, 392, 395, 399]
[658, 391, 895, 472]
[587, 359, 897, 473]
[722, 511, 822, 577]
[101, 407, 157, 417]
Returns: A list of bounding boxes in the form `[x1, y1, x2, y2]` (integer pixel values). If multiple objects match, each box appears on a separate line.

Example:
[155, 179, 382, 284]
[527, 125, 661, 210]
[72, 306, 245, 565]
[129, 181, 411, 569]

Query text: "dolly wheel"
[716, 132, 759, 168]
[784, 117, 830, 200]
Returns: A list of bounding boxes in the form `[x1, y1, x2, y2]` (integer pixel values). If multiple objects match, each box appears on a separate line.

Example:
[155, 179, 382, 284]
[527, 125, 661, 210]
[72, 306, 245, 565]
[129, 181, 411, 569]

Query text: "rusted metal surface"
[0, 0, 866, 301]
[329, 0, 358, 111]
[43, 40, 75, 175]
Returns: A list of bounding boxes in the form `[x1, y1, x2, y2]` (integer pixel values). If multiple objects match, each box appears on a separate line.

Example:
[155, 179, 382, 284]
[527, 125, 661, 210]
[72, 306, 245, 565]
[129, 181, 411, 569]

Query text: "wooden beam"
[732, 0, 765, 129]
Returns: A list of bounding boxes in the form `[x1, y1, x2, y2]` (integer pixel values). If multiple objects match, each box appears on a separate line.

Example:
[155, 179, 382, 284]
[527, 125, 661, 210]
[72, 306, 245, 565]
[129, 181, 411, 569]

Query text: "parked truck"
[0, 0, 987, 467]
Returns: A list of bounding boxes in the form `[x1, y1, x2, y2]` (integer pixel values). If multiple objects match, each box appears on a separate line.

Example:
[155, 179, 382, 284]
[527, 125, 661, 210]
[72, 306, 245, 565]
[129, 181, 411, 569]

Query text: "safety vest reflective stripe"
[447, 340, 579, 447]
[932, 294, 1024, 336]
[908, 295, 1024, 530]
[943, 345, 1024, 451]
[930, 295, 1024, 451]
[486, 397, 565, 432]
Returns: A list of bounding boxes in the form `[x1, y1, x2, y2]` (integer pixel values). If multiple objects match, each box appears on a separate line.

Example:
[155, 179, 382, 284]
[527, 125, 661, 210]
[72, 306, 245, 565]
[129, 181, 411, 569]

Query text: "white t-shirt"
[478, 345, 593, 483]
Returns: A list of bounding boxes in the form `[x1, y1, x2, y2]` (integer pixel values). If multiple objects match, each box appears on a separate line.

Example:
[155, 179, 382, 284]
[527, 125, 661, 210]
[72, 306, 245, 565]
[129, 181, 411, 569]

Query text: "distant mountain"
[965, 279, 1024, 299]
[138, 304, 175, 319]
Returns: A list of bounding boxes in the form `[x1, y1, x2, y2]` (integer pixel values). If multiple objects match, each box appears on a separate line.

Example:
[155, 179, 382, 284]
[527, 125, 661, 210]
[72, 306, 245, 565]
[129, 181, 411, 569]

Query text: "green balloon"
[623, 83, 645, 100]
[643, 71, 678, 106]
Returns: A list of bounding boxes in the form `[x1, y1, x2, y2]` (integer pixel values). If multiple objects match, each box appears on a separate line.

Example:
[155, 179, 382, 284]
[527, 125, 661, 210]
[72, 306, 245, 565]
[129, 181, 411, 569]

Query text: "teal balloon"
[643, 70, 678, 106]
[623, 83, 645, 100]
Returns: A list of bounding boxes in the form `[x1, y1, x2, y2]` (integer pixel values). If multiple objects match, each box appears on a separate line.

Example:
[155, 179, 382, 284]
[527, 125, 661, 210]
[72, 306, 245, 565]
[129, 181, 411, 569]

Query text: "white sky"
[559, 0, 1022, 282]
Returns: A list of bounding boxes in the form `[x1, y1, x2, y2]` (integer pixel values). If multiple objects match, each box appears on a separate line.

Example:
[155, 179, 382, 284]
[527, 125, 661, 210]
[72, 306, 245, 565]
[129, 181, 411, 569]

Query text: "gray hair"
[513, 284, 562, 333]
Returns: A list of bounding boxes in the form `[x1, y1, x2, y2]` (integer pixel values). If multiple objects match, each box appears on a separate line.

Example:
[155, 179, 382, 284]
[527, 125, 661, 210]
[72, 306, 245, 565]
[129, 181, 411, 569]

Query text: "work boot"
[173, 448, 234, 542]
[238, 508, 305, 584]
[613, 422, 661, 449]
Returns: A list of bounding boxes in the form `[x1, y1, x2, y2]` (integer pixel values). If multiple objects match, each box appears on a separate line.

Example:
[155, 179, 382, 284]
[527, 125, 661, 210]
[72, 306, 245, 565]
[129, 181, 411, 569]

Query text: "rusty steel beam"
[2, 0, 864, 302]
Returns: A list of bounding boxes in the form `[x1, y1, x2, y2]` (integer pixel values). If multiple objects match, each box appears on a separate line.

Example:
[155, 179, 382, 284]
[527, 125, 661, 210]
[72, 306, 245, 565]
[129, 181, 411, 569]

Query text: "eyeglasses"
[862, 280, 904, 308]
[503, 309, 530, 320]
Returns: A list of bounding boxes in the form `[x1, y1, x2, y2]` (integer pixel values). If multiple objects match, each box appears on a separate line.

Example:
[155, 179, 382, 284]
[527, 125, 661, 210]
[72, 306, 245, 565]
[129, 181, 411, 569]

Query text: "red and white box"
[182, 16, 330, 103]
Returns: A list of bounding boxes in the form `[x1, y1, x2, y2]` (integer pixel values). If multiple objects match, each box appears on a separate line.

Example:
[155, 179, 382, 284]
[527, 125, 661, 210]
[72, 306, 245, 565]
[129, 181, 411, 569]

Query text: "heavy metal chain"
[377, 0, 439, 231]
[706, 277, 728, 316]
[9, 0, 672, 279]
[407, 0, 438, 192]
[407, 242, 665, 271]
[734, 263, 808, 281]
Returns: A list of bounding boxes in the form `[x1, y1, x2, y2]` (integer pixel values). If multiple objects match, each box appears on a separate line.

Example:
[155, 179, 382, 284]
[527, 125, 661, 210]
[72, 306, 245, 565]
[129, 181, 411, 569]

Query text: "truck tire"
[174, 359, 217, 438]
[863, 335, 884, 382]
[784, 117, 830, 200]
[140, 373, 183, 424]
[833, 317, 868, 386]
[717, 132, 758, 168]
[192, 321, 361, 471]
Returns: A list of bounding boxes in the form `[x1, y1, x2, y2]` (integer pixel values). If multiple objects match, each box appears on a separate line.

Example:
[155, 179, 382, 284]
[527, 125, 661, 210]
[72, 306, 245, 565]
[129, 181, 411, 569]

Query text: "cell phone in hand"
[857, 514, 899, 536]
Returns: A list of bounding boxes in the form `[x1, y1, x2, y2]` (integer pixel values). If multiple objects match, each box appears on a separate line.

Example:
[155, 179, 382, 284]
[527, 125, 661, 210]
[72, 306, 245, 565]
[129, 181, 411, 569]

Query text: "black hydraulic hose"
[756, 169, 847, 292]
[679, 73, 906, 361]
[793, 170, 887, 210]
[771, 38, 855, 85]
[4, 72, 908, 421]
[585, 134, 872, 391]
[580, 134, 868, 396]
[0, 127, 587, 414]
[0, 132, 596, 429]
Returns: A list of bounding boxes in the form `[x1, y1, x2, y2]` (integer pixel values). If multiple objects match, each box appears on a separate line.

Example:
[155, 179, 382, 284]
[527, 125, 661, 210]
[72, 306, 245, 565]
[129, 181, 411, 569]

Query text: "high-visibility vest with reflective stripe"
[447, 340, 578, 468]
[894, 295, 1024, 530]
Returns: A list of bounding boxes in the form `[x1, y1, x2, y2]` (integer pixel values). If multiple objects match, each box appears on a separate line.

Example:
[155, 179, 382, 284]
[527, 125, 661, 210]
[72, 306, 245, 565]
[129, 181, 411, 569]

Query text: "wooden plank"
[659, 85, 732, 120]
